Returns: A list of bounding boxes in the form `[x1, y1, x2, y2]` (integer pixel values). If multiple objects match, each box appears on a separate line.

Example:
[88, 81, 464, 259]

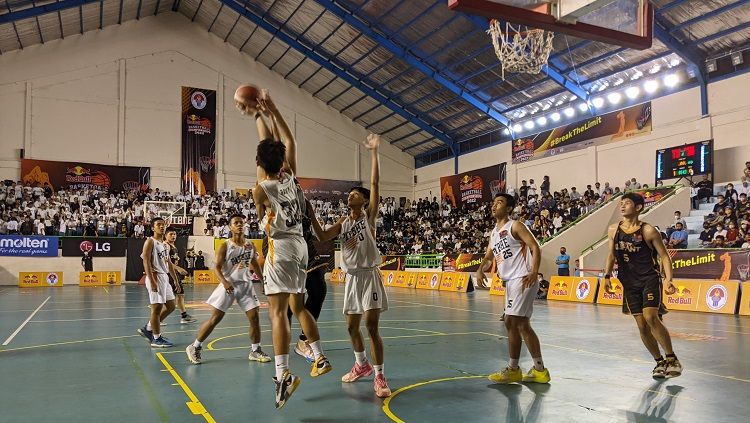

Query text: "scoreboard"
[655, 140, 713, 181]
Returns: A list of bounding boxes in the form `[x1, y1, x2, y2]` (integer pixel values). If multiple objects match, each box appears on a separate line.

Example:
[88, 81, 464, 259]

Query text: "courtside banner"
[664, 279, 739, 314]
[21, 159, 149, 192]
[18, 271, 63, 287]
[0, 235, 58, 257]
[181, 87, 216, 195]
[193, 270, 216, 284]
[79, 271, 122, 286]
[442, 254, 484, 273]
[489, 275, 506, 296]
[382, 270, 398, 287]
[329, 269, 346, 283]
[380, 256, 405, 271]
[739, 282, 750, 316]
[440, 163, 506, 208]
[668, 249, 750, 281]
[511, 102, 652, 163]
[596, 278, 625, 306]
[439, 272, 470, 292]
[548, 276, 598, 303]
[415, 272, 442, 290]
[61, 237, 126, 257]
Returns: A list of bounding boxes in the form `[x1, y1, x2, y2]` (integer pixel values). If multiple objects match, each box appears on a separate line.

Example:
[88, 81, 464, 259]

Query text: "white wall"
[416, 72, 750, 193]
[0, 256, 126, 286]
[0, 13, 414, 198]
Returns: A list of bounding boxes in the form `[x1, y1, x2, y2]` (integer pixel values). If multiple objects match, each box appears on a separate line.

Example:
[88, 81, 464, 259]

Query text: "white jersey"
[490, 220, 533, 280]
[221, 239, 256, 284]
[148, 237, 171, 274]
[259, 171, 305, 239]
[340, 212, 381, 272]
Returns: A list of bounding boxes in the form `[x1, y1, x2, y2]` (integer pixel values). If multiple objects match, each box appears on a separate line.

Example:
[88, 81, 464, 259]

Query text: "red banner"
[379, 256, 405, 271]
[442, 254, 485, 273]
[439, 163, 506, 208]
[182, 87, 216, 195]
[21, 159, 149, 192]
[297, 177, 361, 203]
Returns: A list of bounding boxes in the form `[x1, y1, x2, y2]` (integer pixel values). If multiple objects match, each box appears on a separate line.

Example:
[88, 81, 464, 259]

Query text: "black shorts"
[168, 275, 184, 295]
[621, 277, 668, 315]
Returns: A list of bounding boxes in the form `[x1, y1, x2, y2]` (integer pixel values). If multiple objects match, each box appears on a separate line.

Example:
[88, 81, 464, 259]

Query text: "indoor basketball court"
[1, 1, 749, 422]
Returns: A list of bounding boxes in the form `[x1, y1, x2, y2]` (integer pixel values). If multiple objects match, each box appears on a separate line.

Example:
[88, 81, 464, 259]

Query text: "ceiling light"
[550, 112, 561, 122]
[706, 59, 718, 73]
[502, 128, 510, 135]
[592, 97, 604, 108]
[578, 103, 589, 112]
[669, 58, 681, 68]
[614, 78, 624, 86]
[513, 124, 522, 132]
[625, 86, 640, 99]
[524, 120, 535, 130]
[564, 107, 575, 118]
[631, 70, 643, 80]
[731, 52, 744, 66]
[607, 92, 622, 104]
[649, 64, 661, 74]
[644, 79, 659, 93]
[536, 116, 547, 126]
[542, 104, 551, 111]
[664, 73, 679, 88]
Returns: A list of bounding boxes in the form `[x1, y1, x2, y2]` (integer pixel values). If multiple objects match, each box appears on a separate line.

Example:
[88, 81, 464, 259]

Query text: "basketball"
[234, 84, 261, 107]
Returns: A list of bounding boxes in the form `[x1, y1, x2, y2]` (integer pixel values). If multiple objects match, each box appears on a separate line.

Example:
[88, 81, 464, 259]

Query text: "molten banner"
[439, 163, 506, 208]
[511, 102, 652, 163]
[668, 249, 750, 281]
[21, 159, 149, 192]
[182, 87, 216, 195]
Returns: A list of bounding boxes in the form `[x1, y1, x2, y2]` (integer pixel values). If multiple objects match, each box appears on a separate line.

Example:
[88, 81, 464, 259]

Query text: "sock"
[533, 356, 544, 371]
[354, 350, 367, 366]
[665, 353, 677, 360]
[509, 358, 519, 369]
[275, 354, 289, 380]
[181, 311, 188, 318]
[373, 364, 384, 376]
[251, 343, 260, 352]
[193, 340, 202, 348]
[153, 333, 161, 339]
[299, 333, 308, 342]
[655, 355, 664, 363]
[146, 322, 152, 331]
[309, 340, 323, 359]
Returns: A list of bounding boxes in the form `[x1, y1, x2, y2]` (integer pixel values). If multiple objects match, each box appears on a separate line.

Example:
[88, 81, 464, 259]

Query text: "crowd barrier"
[328, 269, 472, 292]
[18, 271, 64, 287]
[79, 271, 123, 286]
[193, 270, 217, 284]
[547, 276, 598, 303]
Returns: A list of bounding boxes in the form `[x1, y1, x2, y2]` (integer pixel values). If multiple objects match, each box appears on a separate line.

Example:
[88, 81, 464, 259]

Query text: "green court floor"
[0, 283, 748, 422]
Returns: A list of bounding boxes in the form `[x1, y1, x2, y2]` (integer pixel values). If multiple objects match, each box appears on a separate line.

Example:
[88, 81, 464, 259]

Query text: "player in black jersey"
[604, 192, 683, 379]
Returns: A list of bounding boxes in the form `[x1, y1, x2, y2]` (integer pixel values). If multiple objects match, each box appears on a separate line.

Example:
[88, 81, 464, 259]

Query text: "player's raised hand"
[257, 89, 277, 115]
[364, 133, 380, 151]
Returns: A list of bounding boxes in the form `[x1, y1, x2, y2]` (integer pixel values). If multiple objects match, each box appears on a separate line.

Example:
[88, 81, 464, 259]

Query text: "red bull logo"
[552, 281, 568, 296]
[65, 165, 111, 188]
[24, 274, 40, 285]
[668, 285, 694, 305]
[602, 282, 623, 300]
[705, 284, 728, 310]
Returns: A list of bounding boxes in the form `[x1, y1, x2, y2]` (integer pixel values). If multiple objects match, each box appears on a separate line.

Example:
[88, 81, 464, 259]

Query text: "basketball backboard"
[448, 0, 653, 49]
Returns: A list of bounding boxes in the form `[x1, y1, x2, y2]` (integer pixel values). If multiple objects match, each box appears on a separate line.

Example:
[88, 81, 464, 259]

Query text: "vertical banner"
[439, 163, 506, 208]
[182, 87, 216, 195]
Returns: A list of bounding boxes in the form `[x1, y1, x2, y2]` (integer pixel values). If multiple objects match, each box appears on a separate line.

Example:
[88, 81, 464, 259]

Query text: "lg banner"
[61, 237, 126, 257]
[0, 235, 58, 257]
[182, 87, 217, 195]
[21, 159, 149, 192]
[439, 163, 507, 208]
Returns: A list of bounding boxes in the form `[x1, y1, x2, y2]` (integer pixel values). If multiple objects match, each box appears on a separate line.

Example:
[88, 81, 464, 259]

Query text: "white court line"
[2, 296, 50, 346]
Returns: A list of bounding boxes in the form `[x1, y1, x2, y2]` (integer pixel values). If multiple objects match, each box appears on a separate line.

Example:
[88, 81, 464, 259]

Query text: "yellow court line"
[156, 352, 216, 423]
[382, 375, 487, 423]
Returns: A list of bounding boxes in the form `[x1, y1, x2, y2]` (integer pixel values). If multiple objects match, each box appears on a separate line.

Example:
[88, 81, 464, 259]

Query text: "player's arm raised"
[603, 224, 617, 293]
[643, 223, 677, 295]
[252, 182, 267, 221]
[475, 243, 494, 287]
[307, 200, 344, 242]
[364, 134, 380, 228]
[214, 242, 234, 294]
[512, 221, 541, 289]
[141, 238, 157, 292]
[260, 94, 296, 175]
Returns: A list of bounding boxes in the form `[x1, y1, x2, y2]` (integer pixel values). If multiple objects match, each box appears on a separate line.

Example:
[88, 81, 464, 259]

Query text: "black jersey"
[613, 222, 660, 286]
[262, 213, 325, 271]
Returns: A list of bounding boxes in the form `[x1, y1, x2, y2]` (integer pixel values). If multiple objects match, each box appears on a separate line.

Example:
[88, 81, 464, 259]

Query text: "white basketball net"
[487, 19, 555, 80]
[144, 201, 188, 226]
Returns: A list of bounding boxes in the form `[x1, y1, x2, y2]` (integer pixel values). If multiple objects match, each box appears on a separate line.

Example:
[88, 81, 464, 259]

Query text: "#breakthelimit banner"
[668, 248, 750, 281]
[511, 102, 652, 163]
[21, 159, 149, 192]
[182, 87, 216, 195]
[440, 163, 506, 208]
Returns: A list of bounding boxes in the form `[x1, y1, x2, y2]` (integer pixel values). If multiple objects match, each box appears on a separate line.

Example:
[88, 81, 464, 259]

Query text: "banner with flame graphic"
[439, 163, 506, 208]
[21, 159, 149, 192]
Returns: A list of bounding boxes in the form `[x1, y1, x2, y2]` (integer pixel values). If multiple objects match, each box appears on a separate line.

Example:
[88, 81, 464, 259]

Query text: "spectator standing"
[540, 176, 550, 196]
[556, 247, 570, 276]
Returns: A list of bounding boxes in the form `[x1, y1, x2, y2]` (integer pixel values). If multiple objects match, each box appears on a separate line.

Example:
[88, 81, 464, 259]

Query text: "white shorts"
[146, 273, 175, 305]
[264, 237, 308, 295]
[504, 277, 539, 318]
[205, 281, 260, 313]
[343, 269, 389, 315]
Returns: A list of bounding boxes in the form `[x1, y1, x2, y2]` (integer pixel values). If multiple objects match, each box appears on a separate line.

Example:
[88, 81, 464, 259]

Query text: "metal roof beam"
[690, 20, 750, 46]
[0, 0, 100, 24]
[669, 0, 750, 34]
[655, 0, 693, 15]
[404, 138, 438, 152]
[216, 0, 456, 149]
[313, 0, 511, 128]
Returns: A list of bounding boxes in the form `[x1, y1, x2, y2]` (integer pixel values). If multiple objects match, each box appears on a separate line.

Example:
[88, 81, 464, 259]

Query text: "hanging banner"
[182, 87, 216, 195]
[296, 177, 361, 203]
[668, 249, 750, 281]
[440, 163, 507, 208]
[21, 159, 149, 192]
[511, 102, 652, 163]
[61, 237, 127, 257]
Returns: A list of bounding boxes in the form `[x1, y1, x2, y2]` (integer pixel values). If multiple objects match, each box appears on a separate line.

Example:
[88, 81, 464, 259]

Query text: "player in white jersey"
[310, 133, 392, 398]
[137, 218, 177, 348]
[185, 214, 271, 365]
[242, 91, 331, 409]
[476, 194, 551, 384]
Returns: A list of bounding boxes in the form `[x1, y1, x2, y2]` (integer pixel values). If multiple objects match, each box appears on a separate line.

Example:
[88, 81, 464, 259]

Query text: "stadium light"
[591, 97, 605, 108]
[664, 73, 680, 88]
[649, 64, 661, 74]
[644, 79, 659, 93]
[513, 123, 523, 132]
[524, 120, 535, 130]
[669, 58, 681, 68]
[625, 86, 640, 99]
[607, 92, 622, 104]
[550, 112, 561, 122]
[578, 103, 589, 112]
[536, 116, 547, 126]
[502, 128, 510, 135]
[563, 107, 575, 118]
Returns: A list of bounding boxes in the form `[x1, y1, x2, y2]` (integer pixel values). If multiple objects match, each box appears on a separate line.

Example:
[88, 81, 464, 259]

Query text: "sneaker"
[665, 357, 683, 378]
[274, 371, 301, 410]
[248, 347, 272, 363]
[310, 355, 332, 377]
[499, 313, 506, 322]
[373, 373, 392, 398]
[160, 321, 166, 326]
[186, 345, 202, 364]
[488, 366, 522, 384]
[138, 325, 153, 342]
[150, 336, 174, 348]
[341, 361, 374, 383]
[294, 340, 314, 363]
[652, 360, 667, 379]
[522, 367, 551, 383]
[180, 315, 197, 324]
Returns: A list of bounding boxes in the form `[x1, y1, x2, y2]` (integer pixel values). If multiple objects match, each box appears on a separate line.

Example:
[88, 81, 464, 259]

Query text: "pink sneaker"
[341, 362, 373, 383]
[374, 374, 392, 398]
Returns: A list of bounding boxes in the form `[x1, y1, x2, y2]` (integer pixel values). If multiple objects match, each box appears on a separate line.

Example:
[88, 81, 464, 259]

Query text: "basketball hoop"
[199, 156, 213, 173]
[487, 19, 555, 80]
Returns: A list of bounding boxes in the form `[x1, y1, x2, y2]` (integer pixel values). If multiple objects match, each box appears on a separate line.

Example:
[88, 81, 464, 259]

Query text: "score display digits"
[655, 140, 713, 181]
